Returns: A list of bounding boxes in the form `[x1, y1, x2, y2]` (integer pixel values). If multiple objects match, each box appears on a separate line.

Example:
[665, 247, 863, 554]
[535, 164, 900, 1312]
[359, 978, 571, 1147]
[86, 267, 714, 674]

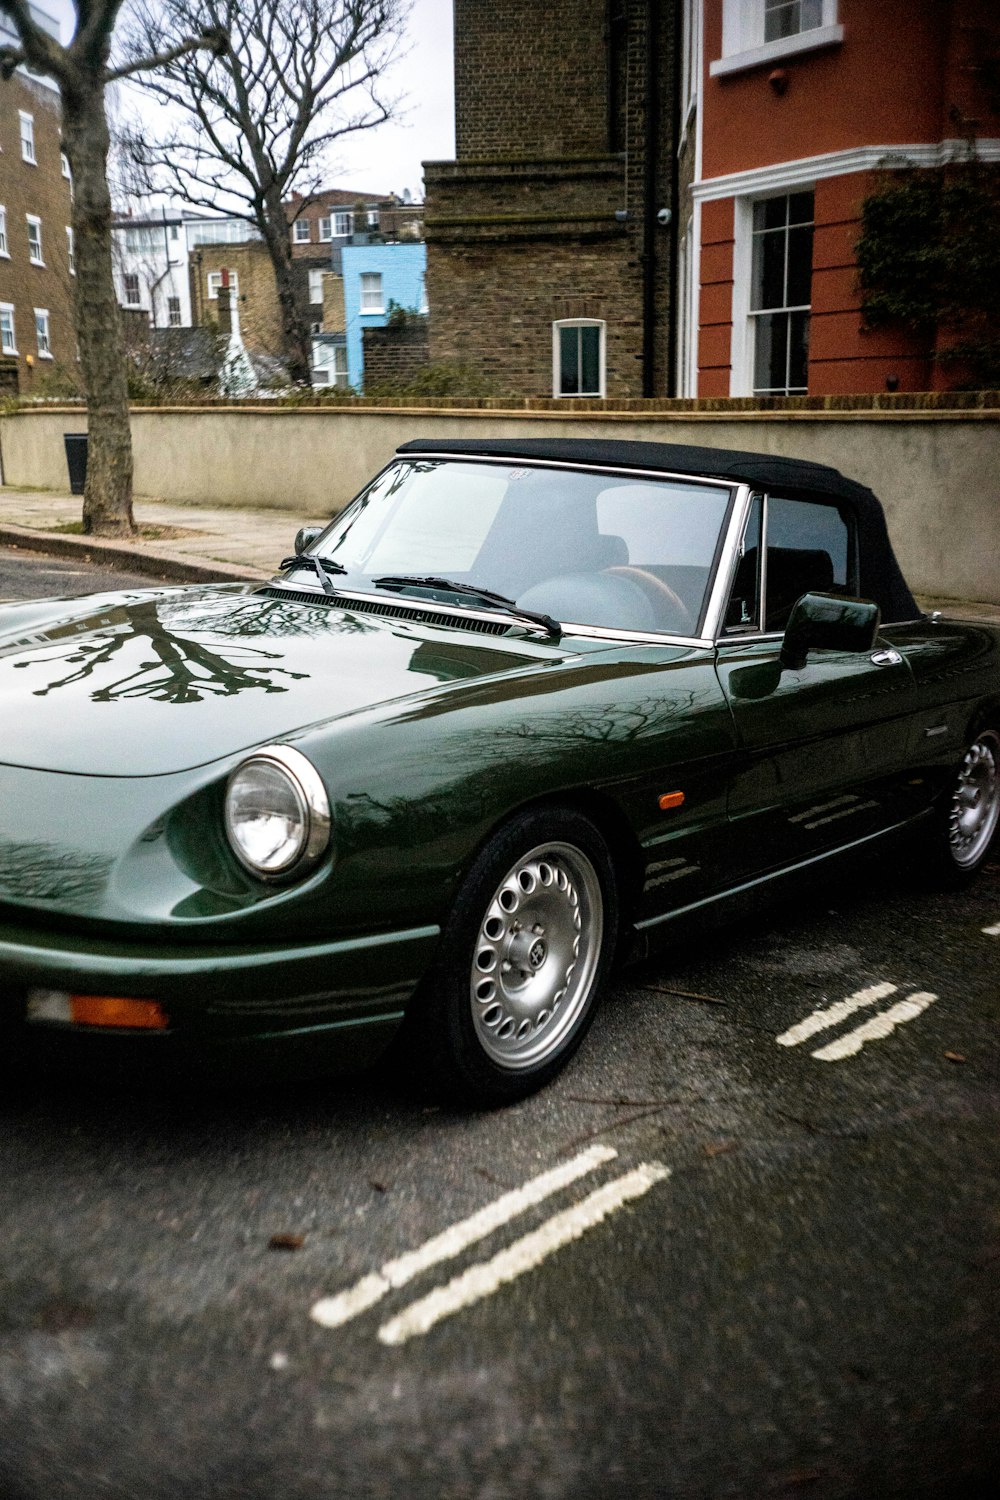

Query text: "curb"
[0, 523, 272, 586]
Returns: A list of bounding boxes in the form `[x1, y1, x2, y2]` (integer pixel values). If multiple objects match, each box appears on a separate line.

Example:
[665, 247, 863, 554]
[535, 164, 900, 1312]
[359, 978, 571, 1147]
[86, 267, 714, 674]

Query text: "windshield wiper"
[372, 575, 561, 637]
[277, 554, 346, 597]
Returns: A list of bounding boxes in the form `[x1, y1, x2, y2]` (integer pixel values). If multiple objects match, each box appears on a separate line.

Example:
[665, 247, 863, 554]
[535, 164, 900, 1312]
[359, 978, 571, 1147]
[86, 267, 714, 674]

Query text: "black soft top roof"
[395, 436, 919, 623]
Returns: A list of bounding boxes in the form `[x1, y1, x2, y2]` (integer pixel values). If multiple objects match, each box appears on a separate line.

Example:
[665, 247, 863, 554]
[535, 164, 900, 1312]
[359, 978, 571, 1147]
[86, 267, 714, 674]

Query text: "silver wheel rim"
[469, 840, 604, 1072]
[949, 730, 1000, 869]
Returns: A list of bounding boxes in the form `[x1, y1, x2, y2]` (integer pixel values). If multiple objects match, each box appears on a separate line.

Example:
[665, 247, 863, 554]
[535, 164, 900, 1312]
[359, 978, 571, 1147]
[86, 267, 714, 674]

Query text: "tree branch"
[106, 27, 228, 82]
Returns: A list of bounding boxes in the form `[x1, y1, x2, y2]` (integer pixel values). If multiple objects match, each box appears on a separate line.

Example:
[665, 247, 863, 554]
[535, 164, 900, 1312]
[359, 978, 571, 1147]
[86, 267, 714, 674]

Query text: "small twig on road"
[556, 1099, 693, 1156]
[637, 984, 727, 1005]
[566, 1094, 686, 1107]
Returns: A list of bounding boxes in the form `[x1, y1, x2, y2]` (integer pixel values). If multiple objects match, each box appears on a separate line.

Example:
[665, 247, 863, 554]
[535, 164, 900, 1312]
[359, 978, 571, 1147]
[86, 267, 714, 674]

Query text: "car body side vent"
[254, 585, 514, 636]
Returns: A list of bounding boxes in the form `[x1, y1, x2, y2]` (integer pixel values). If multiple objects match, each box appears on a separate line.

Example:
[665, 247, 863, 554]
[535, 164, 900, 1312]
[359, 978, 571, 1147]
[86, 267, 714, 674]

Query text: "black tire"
[926, 724, 1000, 886]
[403, 806, 619, 1106]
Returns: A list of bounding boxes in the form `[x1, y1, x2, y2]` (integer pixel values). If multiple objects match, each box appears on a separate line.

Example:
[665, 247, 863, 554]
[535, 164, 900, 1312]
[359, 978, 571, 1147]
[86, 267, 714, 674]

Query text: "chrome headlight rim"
[224, 743, 332, 882]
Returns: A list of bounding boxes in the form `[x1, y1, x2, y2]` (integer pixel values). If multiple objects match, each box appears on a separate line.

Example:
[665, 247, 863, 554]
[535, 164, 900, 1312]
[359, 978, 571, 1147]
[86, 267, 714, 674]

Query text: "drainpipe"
[641, 0, 660, 397]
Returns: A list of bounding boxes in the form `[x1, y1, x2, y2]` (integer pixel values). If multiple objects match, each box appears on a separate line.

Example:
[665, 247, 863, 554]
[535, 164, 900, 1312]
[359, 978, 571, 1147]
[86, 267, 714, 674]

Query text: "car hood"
[0, 584, 582, 777]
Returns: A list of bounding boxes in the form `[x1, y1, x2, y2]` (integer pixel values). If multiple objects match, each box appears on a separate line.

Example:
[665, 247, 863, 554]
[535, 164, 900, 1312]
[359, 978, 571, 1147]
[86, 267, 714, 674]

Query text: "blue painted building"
[340, 242, 427, 391]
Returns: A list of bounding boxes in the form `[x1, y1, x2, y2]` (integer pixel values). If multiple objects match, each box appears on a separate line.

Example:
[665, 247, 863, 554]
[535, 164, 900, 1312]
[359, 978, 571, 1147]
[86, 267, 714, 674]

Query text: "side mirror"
[294, 525, 323, 556]
[780, 592, 880, 671]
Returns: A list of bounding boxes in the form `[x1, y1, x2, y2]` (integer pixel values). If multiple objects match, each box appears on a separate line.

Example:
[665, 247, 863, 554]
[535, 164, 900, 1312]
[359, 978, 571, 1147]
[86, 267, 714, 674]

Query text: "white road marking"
[982, 921, 1000, 937]
[776, 982, 898, 1048]
[377, 1161, 671, 1347]
[810, 992, 938, 1061]
[309, 1143, 617, 1330]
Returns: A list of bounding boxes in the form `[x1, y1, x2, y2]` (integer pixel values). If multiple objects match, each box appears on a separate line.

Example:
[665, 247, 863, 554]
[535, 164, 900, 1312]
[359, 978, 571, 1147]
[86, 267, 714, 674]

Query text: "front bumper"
[0, 916, 440, 1080]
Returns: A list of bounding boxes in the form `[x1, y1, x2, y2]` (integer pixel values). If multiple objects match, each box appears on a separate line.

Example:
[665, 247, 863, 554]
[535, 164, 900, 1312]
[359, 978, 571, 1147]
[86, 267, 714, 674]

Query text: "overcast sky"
[45, 0, 455, 202]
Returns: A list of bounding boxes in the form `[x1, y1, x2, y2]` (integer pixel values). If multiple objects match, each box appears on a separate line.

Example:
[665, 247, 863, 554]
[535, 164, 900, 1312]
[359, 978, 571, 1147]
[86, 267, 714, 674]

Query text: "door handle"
[870, 647, 903, 667]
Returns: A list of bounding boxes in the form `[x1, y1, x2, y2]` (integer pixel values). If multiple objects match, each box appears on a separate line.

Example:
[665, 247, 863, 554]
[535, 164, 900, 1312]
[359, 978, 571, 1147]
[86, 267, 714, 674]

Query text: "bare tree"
[119, 0, 407, 384]
[0, 3, 223, 535]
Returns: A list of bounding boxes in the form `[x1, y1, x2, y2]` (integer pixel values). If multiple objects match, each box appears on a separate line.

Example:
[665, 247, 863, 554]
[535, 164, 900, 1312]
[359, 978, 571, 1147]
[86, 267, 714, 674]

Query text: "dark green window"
[556, 322, 603, 397]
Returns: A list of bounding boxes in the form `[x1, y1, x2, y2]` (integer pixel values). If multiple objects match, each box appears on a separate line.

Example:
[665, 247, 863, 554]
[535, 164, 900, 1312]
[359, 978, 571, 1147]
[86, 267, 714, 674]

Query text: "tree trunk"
[62, 77, 135, 537]
[261, 189, 313, 385]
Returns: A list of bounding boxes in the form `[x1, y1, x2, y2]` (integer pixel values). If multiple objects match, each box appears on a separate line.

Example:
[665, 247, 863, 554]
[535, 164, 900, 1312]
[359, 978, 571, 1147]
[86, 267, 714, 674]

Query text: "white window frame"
[123, 272, 142, 307]
[309, 268, 325, 305]
[367, 209, 380, 229]
[292, 218, 311, 244]
[552, 318, 606, 399]
[318, 216, 332, 241]
[730, 187, 814, 396]
[712, 0, 841, 77]
[61, 151, 71, 179]
[680, 0, 702, 134]
[0, 206, 8, 259]
[334, 212, 353, 236]
[359, 272, 383, 313]
[167, 296, 182, 328]
[66, 225, 75, 275]
[206, 270, 239, 299]
[0, 303, 16, 355]
[19, 111, 36, 164]
[26, 214, 43, 265]
[312, 343, 348, 387]
[33, 308, 52, 359]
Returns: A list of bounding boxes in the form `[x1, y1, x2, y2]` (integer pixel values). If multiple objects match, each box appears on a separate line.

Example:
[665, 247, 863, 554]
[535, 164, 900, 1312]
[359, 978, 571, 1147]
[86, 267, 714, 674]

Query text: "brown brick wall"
[189, 241, 283, 355]
[453, 0, 610, 158]
[0, 73, 76, 391]
[425, 0, 677, 399]
[362, 319, 430, 389]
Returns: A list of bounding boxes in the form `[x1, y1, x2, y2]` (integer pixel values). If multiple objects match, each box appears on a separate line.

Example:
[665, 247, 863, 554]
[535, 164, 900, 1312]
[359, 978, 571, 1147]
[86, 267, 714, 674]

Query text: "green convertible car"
[1, 438, 998, 1103]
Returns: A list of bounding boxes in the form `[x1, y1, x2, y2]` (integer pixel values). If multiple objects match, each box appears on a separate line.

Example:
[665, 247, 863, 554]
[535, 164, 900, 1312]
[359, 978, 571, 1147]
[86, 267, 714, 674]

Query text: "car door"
[715, 493, 918, 878]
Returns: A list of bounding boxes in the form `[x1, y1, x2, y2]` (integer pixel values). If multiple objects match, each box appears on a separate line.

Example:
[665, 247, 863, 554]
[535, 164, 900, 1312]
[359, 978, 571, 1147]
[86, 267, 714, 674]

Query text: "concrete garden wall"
[1, 403, 997, 603]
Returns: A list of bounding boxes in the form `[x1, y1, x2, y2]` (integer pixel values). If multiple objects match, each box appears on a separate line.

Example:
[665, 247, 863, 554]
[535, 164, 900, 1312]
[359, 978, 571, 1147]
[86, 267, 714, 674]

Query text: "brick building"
[285, 188, 423, 256]
[0, 6, 76, 393]
[188, 238, 284, 357]
[424, 0, 677, 399]
[680, 0, 1000, 396]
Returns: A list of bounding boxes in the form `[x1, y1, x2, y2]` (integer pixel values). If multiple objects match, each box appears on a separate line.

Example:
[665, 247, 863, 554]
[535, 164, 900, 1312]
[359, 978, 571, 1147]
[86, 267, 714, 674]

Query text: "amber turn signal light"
[70, 995, 169, 1030]
[657, 791, 686, 812]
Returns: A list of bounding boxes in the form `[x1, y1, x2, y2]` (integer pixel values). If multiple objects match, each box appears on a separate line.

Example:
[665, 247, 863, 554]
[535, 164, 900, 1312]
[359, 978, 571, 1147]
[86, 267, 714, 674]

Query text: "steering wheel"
[606, 567, 694, 632]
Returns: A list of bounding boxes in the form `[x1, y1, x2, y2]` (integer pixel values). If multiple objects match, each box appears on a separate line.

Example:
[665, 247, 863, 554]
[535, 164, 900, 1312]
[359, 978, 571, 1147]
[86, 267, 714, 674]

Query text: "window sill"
[36, 351, 53, 360]
[709, 24, 844, 77]
[360, 308, 384, 316]
[1, 348, 18, 357]
[0, 251, 9, 260]
[29, 257, 45, 267]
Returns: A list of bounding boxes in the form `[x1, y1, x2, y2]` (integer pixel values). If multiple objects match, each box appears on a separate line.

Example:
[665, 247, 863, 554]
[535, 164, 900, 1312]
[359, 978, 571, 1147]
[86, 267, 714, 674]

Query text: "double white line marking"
[310, 1144, 670, 1346]
[776, 981, 938, 1061]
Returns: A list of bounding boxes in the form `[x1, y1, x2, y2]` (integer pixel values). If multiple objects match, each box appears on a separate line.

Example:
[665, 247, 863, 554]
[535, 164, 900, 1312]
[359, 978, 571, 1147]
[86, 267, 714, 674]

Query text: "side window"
[725, 495, 763, 631]
[763, 495, 852, 632]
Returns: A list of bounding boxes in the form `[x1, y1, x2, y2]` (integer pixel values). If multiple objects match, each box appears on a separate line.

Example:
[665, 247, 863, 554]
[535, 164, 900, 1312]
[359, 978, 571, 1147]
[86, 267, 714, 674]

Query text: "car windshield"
[304, 459, 732, 635]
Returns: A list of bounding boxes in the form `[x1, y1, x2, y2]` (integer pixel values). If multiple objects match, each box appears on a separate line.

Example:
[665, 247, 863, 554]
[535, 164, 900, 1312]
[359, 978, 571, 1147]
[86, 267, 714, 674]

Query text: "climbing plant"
[856, 154, 1000, 388]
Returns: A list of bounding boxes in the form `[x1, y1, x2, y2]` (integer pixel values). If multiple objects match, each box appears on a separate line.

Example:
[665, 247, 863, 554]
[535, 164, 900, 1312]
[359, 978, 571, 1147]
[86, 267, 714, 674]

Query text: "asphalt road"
[0, 555, 997, 1500]
[0, 545, 162, 600]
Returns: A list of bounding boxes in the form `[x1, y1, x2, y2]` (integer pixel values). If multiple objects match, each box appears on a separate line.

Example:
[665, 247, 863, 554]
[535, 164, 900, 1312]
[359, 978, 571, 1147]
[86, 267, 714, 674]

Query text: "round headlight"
[224, 745, 331, 880]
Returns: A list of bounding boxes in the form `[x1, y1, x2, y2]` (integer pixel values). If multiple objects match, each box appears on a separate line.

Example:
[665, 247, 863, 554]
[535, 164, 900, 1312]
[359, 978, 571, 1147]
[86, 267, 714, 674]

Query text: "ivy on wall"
[856, 154, 1000, 388]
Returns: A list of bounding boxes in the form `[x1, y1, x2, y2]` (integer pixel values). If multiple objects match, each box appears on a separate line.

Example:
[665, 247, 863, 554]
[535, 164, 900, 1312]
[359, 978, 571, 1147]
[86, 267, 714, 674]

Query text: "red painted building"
[677, 1, 1000, 396]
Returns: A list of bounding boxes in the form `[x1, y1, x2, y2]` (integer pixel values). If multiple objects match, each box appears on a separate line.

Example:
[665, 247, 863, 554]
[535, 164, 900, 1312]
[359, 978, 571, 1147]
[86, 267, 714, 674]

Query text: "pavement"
[1, 484, 999, 621]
